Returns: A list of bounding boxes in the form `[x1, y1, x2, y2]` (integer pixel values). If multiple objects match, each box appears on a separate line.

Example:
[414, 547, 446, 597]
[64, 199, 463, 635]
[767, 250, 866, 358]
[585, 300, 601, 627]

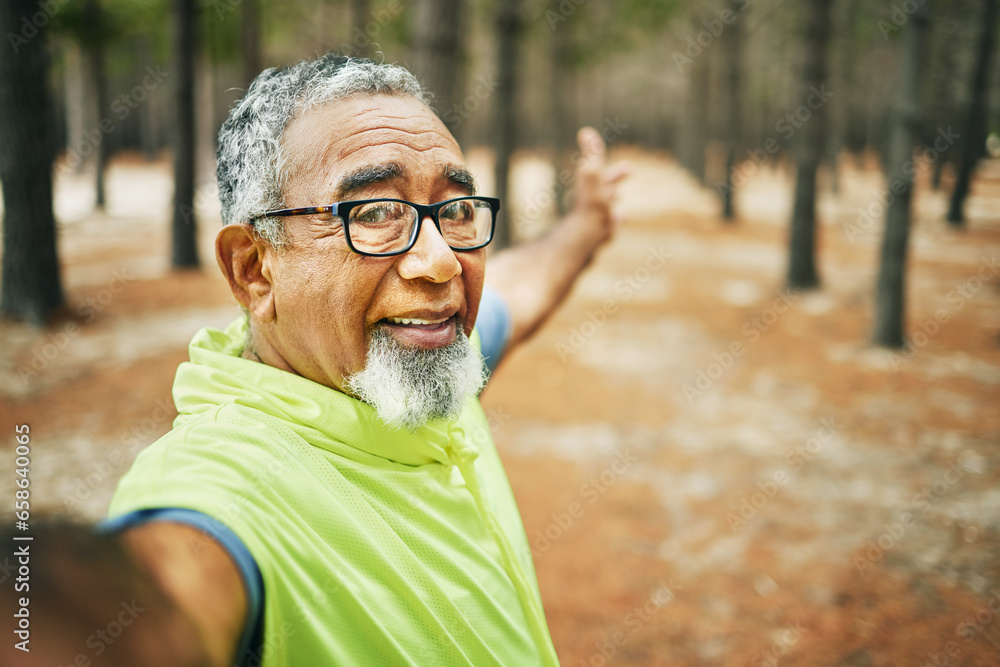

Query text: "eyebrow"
[332, 163, 478, 201]
[334, 163, 404, 200]
[443, 165, 478, 195]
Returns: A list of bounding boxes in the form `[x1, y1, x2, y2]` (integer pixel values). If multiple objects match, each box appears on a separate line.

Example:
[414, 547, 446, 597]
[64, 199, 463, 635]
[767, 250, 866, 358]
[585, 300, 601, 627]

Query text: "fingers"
[603, 161, 631, 186]
[576, 126, 606, 164]
[572, 126, 629, 231]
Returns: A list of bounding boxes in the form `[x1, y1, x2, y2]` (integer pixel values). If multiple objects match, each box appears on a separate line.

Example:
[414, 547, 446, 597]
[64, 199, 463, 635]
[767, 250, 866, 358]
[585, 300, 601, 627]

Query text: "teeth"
[387, 316, 449, 326]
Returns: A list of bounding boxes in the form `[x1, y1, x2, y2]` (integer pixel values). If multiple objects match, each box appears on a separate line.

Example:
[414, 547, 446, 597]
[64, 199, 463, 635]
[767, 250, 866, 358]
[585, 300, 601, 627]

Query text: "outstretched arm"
[0, 519, 244, 667]
[486, 127, 629, 351]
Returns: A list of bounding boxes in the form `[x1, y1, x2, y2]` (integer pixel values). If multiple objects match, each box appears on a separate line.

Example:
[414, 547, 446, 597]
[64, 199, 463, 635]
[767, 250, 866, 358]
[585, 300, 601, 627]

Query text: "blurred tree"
[787, 0, 833, 291]
[83, 0, 109, 209]
[946, 0, 999, 226]
[0, 0, 65, 324]
[873, 2, 928, 349]
[410, 0, 466, 141]
[350, 0, 369, 55]
[720, 5, 743, 221]
[242, 0, 261, 89]
[492, 0, 522, 250]
[550, 14, 576, 217]
[928, 23, 960, 192]
[824, 0, 857, 195]
[172, 0, 199, 268]
[679, 20, 710, 186]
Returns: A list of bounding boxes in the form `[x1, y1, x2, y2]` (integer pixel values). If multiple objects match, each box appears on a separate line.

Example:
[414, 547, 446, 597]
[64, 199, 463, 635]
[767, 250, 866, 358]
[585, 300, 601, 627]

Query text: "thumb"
[576, 126, 606, 166]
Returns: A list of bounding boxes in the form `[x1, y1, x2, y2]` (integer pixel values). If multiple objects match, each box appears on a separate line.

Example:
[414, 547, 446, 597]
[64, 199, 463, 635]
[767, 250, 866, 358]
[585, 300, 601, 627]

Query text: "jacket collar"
[173, 315, 475, 467]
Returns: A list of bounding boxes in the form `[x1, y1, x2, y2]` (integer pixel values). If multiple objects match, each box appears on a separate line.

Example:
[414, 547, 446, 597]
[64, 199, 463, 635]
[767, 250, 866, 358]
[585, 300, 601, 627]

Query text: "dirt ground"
[2, 148, 999, 666]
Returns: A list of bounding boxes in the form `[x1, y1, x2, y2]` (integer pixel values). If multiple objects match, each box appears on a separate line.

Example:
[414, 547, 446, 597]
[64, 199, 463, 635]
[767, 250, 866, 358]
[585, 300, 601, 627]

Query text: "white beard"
[344, 325, 487, 431]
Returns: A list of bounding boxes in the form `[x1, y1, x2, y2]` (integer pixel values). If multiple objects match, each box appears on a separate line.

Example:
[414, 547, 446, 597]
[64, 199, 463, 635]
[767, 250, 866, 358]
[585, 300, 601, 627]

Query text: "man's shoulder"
[109, 403, 308, 513]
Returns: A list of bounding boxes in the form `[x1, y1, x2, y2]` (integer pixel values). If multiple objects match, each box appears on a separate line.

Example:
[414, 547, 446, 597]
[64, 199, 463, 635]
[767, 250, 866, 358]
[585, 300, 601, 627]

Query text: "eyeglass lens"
[348, 199, 492, 254]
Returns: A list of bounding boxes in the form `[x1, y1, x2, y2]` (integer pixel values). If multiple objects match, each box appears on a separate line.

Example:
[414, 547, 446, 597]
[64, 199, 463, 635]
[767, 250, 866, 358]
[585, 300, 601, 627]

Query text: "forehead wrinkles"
[281, 105, 460, 199]
[337, 129, 453, 159]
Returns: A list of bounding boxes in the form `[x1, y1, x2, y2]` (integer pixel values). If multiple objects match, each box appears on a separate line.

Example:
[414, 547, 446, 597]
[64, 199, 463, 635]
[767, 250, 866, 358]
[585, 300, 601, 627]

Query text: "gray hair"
[216, 54, 430, 246]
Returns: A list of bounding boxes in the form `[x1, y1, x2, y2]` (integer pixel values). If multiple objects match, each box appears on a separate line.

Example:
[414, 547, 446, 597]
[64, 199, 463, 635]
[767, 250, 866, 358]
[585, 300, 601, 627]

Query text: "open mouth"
[380, 314, 458, 349]
[385, 316, 451, 328]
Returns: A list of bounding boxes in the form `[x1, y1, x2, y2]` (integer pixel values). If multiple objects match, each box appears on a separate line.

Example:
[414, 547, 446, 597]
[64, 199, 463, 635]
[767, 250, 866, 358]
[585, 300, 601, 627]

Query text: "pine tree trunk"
[63, 43, 86, 174]
[684, 50, 710, 186]
[492, 0, 519, 250]
[0, 0, 65, 324]
[787, 0, 833, 291]
[551, 20, 574, 217]
[873, 4, 928, 348]
[84, 0, 109, 209]
[946, 0, 999, 227]
[410, 0, 466, 141]
[137, 39, 162, 161]
[825, 0, 855, 195]
[241, 0, 260, 88]
[350, 0, 369, 56]
[172, 0, 199, 268]
[721, 10, 742, 221]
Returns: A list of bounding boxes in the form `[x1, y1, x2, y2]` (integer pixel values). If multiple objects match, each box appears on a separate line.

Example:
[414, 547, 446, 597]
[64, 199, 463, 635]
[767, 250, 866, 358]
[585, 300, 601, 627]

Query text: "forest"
[2, 0, 1000, 665]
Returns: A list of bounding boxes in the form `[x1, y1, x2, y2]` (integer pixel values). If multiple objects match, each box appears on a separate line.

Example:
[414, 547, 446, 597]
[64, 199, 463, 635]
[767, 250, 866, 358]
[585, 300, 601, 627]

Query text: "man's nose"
[396, 215, 462, 283]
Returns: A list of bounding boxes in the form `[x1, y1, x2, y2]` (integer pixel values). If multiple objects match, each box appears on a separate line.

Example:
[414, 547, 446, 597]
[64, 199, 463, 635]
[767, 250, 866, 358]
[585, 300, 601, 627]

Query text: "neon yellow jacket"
[109, 316, 560, 666]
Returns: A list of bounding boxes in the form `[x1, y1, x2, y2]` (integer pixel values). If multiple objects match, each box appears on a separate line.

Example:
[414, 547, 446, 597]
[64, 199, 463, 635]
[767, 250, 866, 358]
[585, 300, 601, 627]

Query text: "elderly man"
[105, 54, 626, 666]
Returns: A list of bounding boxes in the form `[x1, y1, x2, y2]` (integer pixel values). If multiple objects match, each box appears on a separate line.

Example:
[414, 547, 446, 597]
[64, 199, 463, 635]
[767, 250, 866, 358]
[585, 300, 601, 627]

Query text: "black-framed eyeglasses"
[250, 196, 500, 257]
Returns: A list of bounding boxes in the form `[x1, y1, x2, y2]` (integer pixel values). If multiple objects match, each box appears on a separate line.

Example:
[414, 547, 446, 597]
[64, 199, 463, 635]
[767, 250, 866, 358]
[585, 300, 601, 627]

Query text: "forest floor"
[2, 147, 1000, 666]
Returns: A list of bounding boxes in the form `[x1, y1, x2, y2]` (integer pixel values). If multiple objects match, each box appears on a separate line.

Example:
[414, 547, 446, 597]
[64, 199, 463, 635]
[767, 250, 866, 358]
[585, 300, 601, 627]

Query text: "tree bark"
[492, 0, 520, 250]
[84, 0, 109, 209]
[0, 0, 65, 324]
[873, 3, 928, 348]
[946, 0, 999, 226]
[721, 9, 742, 221]
[410, 0, 466, 141]
[172, 0, 199, 268]
[786, 0, 833, 291]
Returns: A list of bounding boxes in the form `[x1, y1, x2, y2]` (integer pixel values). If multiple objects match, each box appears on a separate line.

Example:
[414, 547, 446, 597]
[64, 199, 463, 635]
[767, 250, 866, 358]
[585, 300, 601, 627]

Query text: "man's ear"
[215, 224, 276, 322]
